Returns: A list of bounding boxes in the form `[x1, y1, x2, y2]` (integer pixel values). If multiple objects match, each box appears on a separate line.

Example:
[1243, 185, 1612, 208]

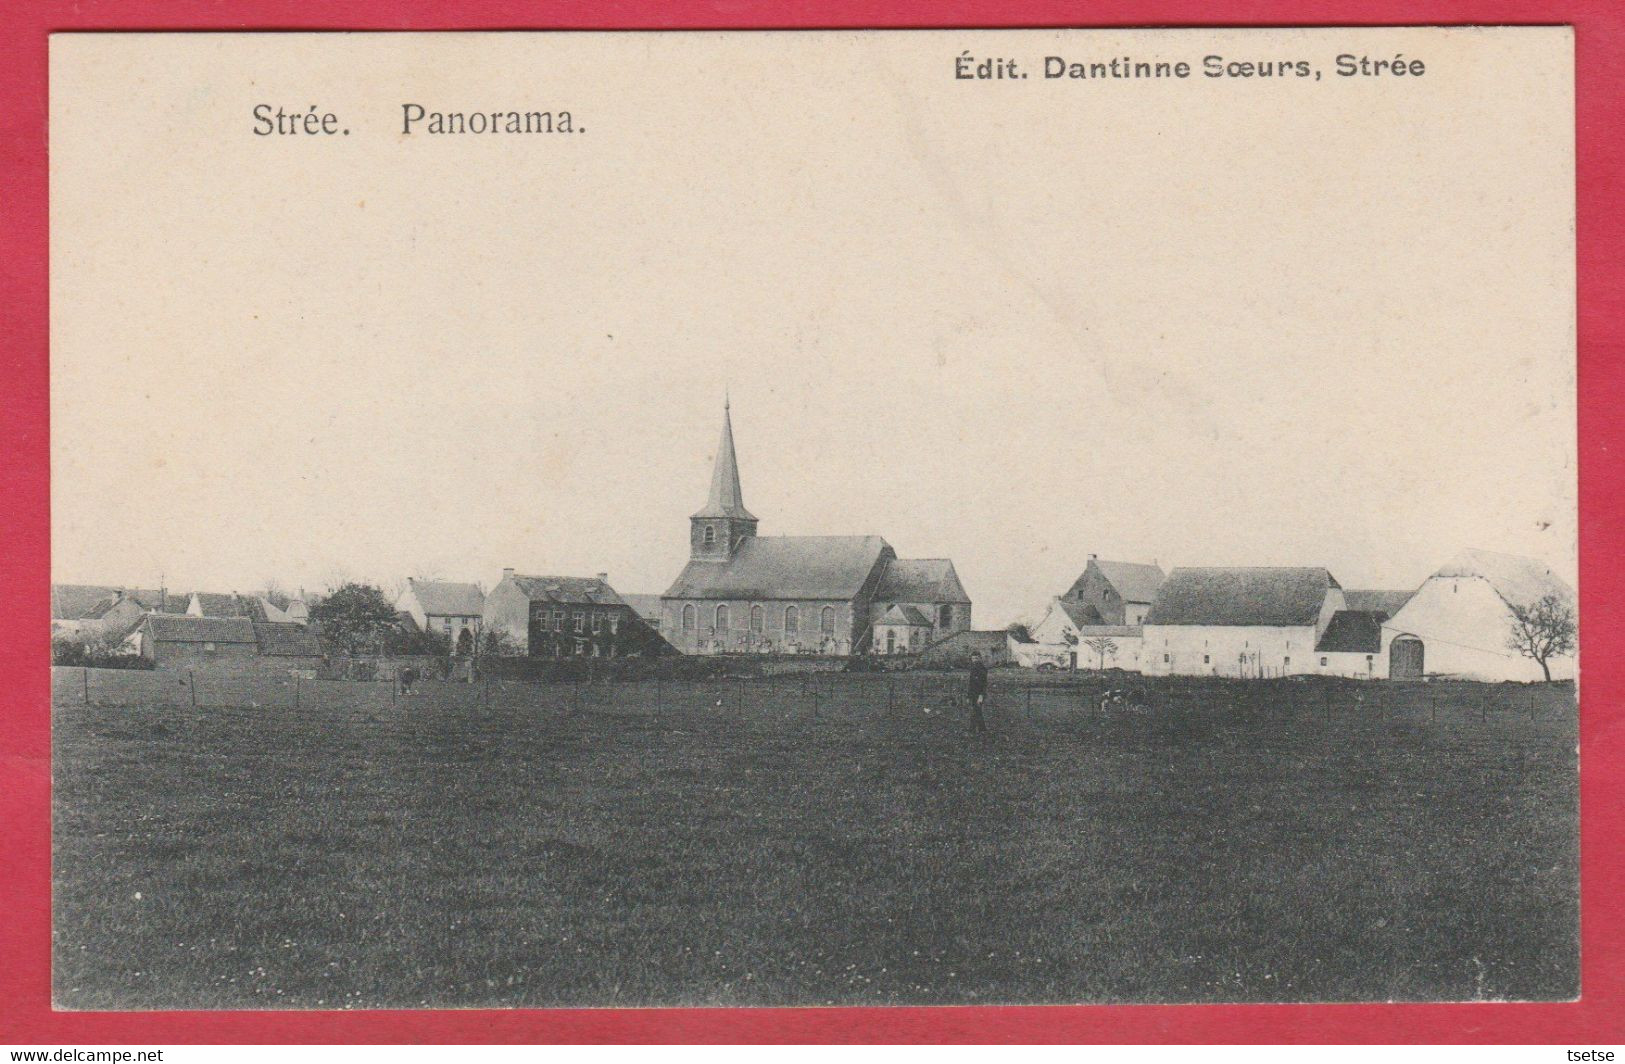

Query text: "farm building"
[1379, 549, 1576, 682]
[1312, 610, 1387, 678]
[51, 585, 182, 643]
[483, 571, 668, 659]
[135, 615, 260, 671]
[395, 579, 485, 654]
[660, 402, 970, 656]
[1014, 597, 1143, 671]
[1141, 567, 1346, 678]
[251, 622, 324, 674]
[1061, 557, 1166, 626]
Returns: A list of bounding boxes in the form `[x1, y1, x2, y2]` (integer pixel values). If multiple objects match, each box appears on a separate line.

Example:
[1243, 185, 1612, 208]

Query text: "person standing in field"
[967, 652, 989, 734]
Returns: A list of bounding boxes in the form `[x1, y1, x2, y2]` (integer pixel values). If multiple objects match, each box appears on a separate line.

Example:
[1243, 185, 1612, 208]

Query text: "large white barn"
[1380, 549, 1576, 682]
[1140, 567, 1345, 678]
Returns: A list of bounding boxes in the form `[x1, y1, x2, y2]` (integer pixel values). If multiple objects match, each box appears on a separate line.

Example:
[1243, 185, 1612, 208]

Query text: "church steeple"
[690, 399, 759, 561]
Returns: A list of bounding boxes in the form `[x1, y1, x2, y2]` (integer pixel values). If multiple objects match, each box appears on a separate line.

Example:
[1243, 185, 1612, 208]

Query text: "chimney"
[1089, 553, 1098, 560]
[502, 568, 516, 581]
[596, 572, 609, 585]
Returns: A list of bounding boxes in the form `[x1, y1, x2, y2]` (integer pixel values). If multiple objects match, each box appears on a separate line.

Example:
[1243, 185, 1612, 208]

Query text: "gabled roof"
[1090, 560, 1167, 604]
[253, 621, 322, 657]
[663, 535, 892, 601]
[691, 402, 757, 522]
[51, 585, 170, 620]
[1432, 549, 1575, 610]
[1315, 610, 1385, 654]
[1057, 598, 1106, 628]
[1343, 589, 1414, 618]
[406, 579, 485, 616]
[877, 604, 933, 627]
[1075, 624, 1143, 639]
[619, 594, 664, 623]
[191, 592, 268, 621]
[875, 558, 971, 604]
[143, 614, 258, 644]
[1145, 567, 1341, 627]
[508, 575, 627, 607]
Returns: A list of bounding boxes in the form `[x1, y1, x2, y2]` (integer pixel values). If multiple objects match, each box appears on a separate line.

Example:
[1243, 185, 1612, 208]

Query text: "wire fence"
[54, 665, 1576, 732]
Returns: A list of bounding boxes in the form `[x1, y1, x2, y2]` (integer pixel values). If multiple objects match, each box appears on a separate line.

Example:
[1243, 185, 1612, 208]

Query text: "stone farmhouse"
[394, 578, 485, 654]
[1141, 567, 1346, 678]
[1017, 557, 1167, 670]
[483, 571, 669, 659]
[132, 614, 322, 675]
[659, 403, 971, 656]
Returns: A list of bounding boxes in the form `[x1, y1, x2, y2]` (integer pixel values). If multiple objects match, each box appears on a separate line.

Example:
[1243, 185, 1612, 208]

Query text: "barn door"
[1390, 636, 1424, 680]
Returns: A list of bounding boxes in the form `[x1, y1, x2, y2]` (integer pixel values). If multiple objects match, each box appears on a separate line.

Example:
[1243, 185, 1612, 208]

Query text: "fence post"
[1026, 684, 1033, 716]
[189, 669, 197, 709]
[295, 675, 301, 709]
[392, 678, 398, 707]
[656, 676, 663, 717]
[83, 667, 90, 705]
[888, 681, 894, 713]
[1481, 699, 1487, 724]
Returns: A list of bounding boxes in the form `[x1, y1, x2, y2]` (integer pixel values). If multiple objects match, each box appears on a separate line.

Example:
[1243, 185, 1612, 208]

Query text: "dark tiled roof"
[1315, 610, 1385, 654]
[1145, 567, 1340, 627]
[406, 579, 485, 616]
[52, 585, 170, 619]
[191, 593, 268, 620]
[1058, 598, 1106, 627]
[1342, 589, 1414, 618]
[1075, 625, 1143, 639]
[875, 559, 971, 604]
[144, 614, 258, 644]
[254, 621, 323, 657]
[877, 604, 933, 627]
[663, 536, 891, 601]
[509, 575, 627, 607]
[1090, 560, 1167, 603]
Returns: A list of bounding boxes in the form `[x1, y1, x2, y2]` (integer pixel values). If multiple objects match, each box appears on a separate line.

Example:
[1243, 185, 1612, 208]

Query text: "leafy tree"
[1006, 622, 1033, 643]
[479, 627, 524, 658]
[309, 582, 399, 656]
[387, 626, 452, 657]
[1506, 593, 1577, 682]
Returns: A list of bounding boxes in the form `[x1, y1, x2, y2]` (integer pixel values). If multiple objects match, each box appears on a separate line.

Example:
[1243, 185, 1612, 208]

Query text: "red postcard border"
[2, 0, 1620, 1045]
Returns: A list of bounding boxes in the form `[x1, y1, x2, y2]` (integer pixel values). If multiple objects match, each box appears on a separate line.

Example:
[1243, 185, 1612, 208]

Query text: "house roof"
[1315, 610, 1385, 654]
[1090, 560, 1167, 604]
[663, 535, 892, 601]
[254, 621, 323, 657]
[691, 402, 757, 522]
[875, 559, 971, 604]
[619, 594, 664, 623]
[407, 579, 485, 616]
[52, 585, 172, 620]
[1342, 589, 1414, 618]
[1075, 624, 1143, 639]
[191, 592, 269, 621]
[143, 614, 258, 644]
[1144, 567, 1341, 627]
[1057, 598, 1106, 628]
[508, 575, 627, 607]
[878, 604, 934, 627]
[1432, 548, 1575, 610]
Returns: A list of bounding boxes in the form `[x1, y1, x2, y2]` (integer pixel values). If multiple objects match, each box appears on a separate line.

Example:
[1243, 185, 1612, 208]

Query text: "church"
[659, 403, 971, 656]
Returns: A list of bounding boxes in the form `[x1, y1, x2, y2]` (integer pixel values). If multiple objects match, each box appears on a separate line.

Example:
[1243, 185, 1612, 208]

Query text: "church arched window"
[682, 604, 695, 630]
[939, 604, 953, 628]
[703, 526, 716, 547]
[750, 604, 764, 633]
[715, 604, 730, 630]
[820, 606, 836, 634]
[784, 605, 799, 633]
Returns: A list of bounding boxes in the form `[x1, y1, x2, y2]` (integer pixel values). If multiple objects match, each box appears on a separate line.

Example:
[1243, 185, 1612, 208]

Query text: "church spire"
[693, 399, 757, 521]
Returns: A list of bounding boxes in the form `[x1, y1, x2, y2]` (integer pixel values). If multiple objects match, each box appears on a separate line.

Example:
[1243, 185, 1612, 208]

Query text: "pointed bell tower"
[690, 399, 759, 562]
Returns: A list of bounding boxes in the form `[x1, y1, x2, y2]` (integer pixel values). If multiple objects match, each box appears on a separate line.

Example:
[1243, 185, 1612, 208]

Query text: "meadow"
[51, 668, 1578, 1008]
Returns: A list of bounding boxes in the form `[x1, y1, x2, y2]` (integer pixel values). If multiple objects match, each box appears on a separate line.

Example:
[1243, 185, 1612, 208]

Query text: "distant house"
[1380, 549, 1575, 682]
[873, 605, 936, 655]
[394, 579, 486, 654]
[1062, 557, 1167, 627]
[135, 614, 260, 671]
[1141, 567, 1346, 678]
[917, 629, 1013, 668]
[252, 621, 324, 673]
[187, 592, 277, 622]
[1016, 596, 1144, 670]
[51, 585, 181, 643]
[483, 570, 668, 659]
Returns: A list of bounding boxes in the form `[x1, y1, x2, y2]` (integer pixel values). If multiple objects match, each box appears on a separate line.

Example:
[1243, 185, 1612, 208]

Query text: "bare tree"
[1082, 635, 1118, 671]
[1506, 593, 1576, 682]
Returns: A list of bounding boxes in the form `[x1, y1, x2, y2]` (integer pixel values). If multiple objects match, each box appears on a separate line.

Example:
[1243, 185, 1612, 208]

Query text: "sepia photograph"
[46, 27, 1578, 1011]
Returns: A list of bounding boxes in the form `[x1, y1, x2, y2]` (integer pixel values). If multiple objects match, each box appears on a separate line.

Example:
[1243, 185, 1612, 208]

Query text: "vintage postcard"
[49, 27, 1576, 1009]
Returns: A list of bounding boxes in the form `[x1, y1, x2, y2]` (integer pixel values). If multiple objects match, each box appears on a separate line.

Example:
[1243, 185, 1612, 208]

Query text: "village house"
[394, 579, 486, 654]
[1379, 549, 1575, 682]
[51, 585, 184, 643]
[133, 614, 324, 675]
[1061, 556, 1167, 626]
[1309, 590, 1414, 678]
[1140, 567, 1346, 678]
[483, 571, 666, 658]
[660, 402, 970, 656]
[1016, 558, 1165, 670]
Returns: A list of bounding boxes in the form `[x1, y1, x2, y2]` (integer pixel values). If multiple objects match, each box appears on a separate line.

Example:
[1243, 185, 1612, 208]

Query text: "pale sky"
[51, 29, 1576, 627]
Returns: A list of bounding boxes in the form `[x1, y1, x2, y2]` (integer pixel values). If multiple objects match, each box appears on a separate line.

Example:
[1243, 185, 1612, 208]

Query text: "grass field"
[52, 669, 1578, 1008]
